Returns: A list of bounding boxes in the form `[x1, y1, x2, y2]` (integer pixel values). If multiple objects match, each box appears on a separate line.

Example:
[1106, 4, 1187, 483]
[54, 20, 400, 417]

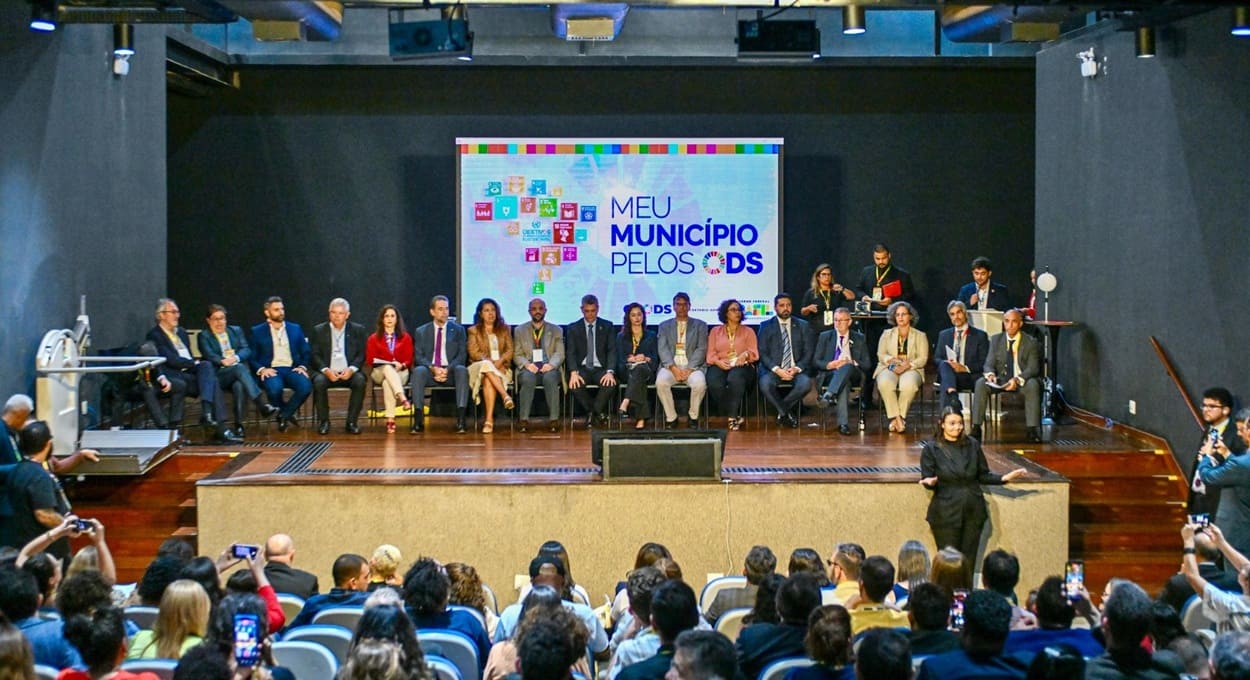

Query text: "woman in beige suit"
[467, 297, 514, 434]
[874, 301, 928, 433]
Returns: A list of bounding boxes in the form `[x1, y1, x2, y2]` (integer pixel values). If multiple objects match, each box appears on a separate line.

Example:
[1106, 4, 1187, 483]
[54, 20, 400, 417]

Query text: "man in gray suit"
[411, 295, 470, 434]
[513, 298, 565, 433]
[971, 308, 1042, 443]
[657, 292, 709, 429]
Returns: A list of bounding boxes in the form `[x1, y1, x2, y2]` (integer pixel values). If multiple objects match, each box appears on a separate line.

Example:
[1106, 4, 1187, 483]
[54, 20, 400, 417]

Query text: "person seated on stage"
[197, 305, 279, 438]
[401, 557, 491, 669]
[616, 303, 659, 431]
[855, 628, 912, 680]
[365, 304, 414, 436]
[757, 292, 814, 429]
[906, 582, 960, 657]
[657, 292, 709, 430]
[466, 298, 514, 435]
[706, 299, 759, 432]
[736, 572, 822, 680]
[704, 546, 776, 627]
[1159, 524, 1238, 614]
[309, 297, 367, 436]
[287, 553, 371, 628]
[512, 298, 565, 434]
[1085, 581, 1184, 679]
[147, 298, 241, 444]
[249, 296, 312, 433]
[957, 256, 1011, 312]
[826, 543, 865, 606]
[873, 301, 928, 435]
[1003, 577, 1104, 659]
[1192, 389, 1250, 518]
[971, 308, 1043, 443]
[2, 394, 33, 465]
[495, 555, 610, 661]
[617, 580, 700, 680]
[566, 294, 618, 430]
[914, 590, 1032, 680]
[800, 263, 857, 338]
[981, 550, 1038, 631]
[411, 295, 471, 434]
[608, 567, 667, 680]
[935, 301, 990, 414]
[667, 630, 739, 680]
[849, 556, 910, 638]
[261, 533, 319, 600]
[786, 605, 853, 680]
[814, 308, 871, 436]
[854, 243, 914, 312]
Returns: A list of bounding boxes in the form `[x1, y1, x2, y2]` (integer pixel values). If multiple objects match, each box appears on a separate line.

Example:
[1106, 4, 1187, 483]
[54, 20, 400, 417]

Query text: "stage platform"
[195, 405, 1073, 607]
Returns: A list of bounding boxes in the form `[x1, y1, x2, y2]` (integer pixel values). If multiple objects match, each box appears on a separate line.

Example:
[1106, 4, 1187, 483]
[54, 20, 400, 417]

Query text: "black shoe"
[456, 420, 467, 434]
[816, 393, 833, 409]
[259, 403, 280, 418]
[317, 421, 330, 435]
[664, 419, 677, 430]
[410, 420, 424, 434]
[519, 420, 528, 433]
[346, 422, 361, 435]
[970, 424, 983, 440]
[213, 428, 244, 444]
[1026, 427, 1042, 443]
[839, 424, 853, 436]
[234, 423, 246, 439]
[597, 413, 610, 427]
[785, 414, 800, 429]
[284, 415, 301, 430]
[585, 418, 595, 430]
[277, 416, 289, 433]
[687, 418, 699, 429]
[200, 416, 219, 428]
[548, 419, 560, 433]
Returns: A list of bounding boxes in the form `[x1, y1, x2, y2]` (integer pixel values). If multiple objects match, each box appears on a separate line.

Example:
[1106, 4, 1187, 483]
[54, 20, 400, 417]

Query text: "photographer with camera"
[1181, 521, 1250, 633]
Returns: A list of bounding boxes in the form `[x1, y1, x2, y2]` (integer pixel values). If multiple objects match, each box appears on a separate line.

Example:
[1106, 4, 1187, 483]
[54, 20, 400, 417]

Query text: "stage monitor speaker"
[601, 437, 722, 480]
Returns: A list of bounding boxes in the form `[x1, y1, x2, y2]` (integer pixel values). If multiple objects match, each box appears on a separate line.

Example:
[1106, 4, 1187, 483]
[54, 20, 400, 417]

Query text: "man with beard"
[249, 296, 312, 432]
[513, 298, 565, 433]
[757, 293, 813, 429]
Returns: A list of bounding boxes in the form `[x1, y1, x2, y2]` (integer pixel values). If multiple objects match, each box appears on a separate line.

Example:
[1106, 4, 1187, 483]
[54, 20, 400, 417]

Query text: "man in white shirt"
[249, 296, 313, 433]
[971, 308, 1042, 443]
[310, 298, 368, 435]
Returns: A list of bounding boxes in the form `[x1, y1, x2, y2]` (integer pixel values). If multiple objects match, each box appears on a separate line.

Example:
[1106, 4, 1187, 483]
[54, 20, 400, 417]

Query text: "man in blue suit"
[935, 301, 990, 414]
[957, 256, 1011, 311]
[146, 298, 241, 444]
[249, 296, 312, 432]
[411, 295, 470, 434]
[813, 308, 871, 435]
[757, 292, 814, 429]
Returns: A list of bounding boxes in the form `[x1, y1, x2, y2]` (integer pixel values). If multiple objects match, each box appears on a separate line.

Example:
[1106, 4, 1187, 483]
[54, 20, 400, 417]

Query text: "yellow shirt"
[126, 631, 202, 660]
[849, 604, 911, 638]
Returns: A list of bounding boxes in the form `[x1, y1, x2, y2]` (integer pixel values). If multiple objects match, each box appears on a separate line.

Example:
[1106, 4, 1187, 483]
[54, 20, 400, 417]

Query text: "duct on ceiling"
[940, 5, 1081, 42]
[217, 0, 343, 41]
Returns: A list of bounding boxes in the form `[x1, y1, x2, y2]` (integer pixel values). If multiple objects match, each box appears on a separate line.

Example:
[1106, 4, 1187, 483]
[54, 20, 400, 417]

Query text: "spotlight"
[1135, 26, 1155, 58]
[842, 5, 865, 35]
[30, 0, 57, 32]
[113, 24, 135, 57]
[1233, 7, 1250, 37]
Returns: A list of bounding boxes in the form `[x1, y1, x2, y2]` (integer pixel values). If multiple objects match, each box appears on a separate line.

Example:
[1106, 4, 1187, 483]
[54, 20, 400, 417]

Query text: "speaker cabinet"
[601, 437, 722, 480]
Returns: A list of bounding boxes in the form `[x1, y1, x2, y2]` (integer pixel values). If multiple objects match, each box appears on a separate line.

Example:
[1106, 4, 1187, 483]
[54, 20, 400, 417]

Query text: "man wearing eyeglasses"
[146, 298, 242, 444]
[1190, 387, 1249, 517]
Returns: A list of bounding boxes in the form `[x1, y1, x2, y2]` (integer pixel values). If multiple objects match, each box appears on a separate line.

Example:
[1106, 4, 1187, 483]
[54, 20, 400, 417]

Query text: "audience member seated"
[177, 557, 224, 609]
[1183, 523, 1250, 633]
[1164, 634, 1209, 680]
[873, 301, 928, 434]
[511, 298, 564, 434]
[934, 301, 989, 413]
[736, 572, 823, 680]
[1160, 523, 1237, 614]
[706, 299, 759, 431]
[126, 579, 210, 660]
[656, 292, 709, 429]
[824, 544, 864, 606]
[1002, 577, 1103, 658]
[610, 567, 669, 679]
[981, 550, 1038, 631]
[202, 593, 294, 680]
[756, 293, 813, 429]
[147, 298, 241, 444]
[466, 298, 515, 435]
[1148, 602, 1187, 655]
[615, 303, 660, 430]
[1085, 581, 1184, 679]
[915, 589, 1031, 679]
[906, 582, 960, 657]
[309, 297, 368, 436]
[512, 612, 588, 680]
[447, 562, 498, 639]
[848, 556, 909, 638]
[518, 540, 590, 606]
[957, 256, 1011, 312]
[287, 553, 371, 628]
[786, 605, 853, 680]
[929, 547, 971, 595]
[566, 294, 619, 429]
[0, 619, 35, 679]
[344, 603, 432, 680]
[197, 304, 279, 437]
[133, 556, 187, 608]
[971, 308, 1043, 443]
[705, 546, 776, 627]
[786, 549, 830, 591]
[249, 296, 313, 433]
[496, 555, 609, 659]
[743, 574, 784, 627]
[337, 638, 409, 680]
[171, 643, 232, 680]
[853, 628, 911, 680]
[668, 630, 739, 680]
[402, 557, 492, 669]
[20, 552, 61, 620]
[1210, 630, 1250, 680]
[486, 586, 590, 680]
[368, 544, 404, 593]
[612, 543, 672, 628]
[890, 540, 930, 607]
[262, 533, 319, 599]
[60, 606, 160, 680]
[366, 305, 415, 436]
[618, 579, 700, 680]
[0, 566, 82, 669]
[1023, 643, 1086, 680]
[57, 570, 126, 634]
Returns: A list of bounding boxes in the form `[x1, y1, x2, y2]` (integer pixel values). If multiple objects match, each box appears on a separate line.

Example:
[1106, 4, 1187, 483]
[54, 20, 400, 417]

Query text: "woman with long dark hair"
[366, 304, 414, 434]
[466, 298, 514, 434]
[615, 303, 658, 430]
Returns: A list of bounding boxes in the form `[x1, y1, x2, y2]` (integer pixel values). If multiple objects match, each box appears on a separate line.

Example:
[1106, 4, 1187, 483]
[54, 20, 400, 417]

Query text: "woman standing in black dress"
[919, 407, 1027, 578]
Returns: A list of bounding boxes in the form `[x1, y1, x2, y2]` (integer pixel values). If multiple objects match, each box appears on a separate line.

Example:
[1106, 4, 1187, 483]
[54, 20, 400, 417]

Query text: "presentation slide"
[457, 138, 783, 327]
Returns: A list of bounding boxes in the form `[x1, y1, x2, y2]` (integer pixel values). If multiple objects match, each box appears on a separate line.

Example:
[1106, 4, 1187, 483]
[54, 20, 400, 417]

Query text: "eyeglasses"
[161, 309, 180, 316]
[1203, 403, 1225, 409]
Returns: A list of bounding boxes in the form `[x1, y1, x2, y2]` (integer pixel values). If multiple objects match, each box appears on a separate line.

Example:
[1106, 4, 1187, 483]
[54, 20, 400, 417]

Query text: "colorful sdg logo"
[702, 251, 726, 275]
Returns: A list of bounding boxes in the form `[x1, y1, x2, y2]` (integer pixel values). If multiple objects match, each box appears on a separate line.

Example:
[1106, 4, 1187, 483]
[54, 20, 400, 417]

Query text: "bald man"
[262, 533, 319, 598]
[971, 308, 1043, 443]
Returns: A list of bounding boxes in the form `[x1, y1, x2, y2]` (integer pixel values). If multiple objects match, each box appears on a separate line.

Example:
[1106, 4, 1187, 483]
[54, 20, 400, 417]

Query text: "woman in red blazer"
[365, 305, 414, 433]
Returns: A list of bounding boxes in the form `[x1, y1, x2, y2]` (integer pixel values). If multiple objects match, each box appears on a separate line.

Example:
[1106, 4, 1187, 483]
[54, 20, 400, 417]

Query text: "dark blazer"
[735, 621, 807, 680]
[249, 322, 311, 372]
[935, 326, 990, 374]
[263, 562, 320, 600]
[855, 264, 914, 305]
[309, 321, 368, 374]
[197, 325, 254, 368]
[920, 437, 1005, 528]
[982, 332, 1040, 381]
[956, 280, 1011, 310]
[146, 326, 198, 372]
[413, 321, 468, 369]
[812, 329, 871, 375]
[566, 317, 618, 375]
[615, 330, 659, 376]
[756, 316, 814, 376]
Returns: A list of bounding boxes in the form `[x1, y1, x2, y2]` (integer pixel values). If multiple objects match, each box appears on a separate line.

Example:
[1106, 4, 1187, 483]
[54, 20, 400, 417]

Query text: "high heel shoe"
[398, 394, 412, 410]
[386, 420, 396, 434]
[482, 421, 494, 434]
[635, 418, 647, 430]
[503, 395, 514, 410]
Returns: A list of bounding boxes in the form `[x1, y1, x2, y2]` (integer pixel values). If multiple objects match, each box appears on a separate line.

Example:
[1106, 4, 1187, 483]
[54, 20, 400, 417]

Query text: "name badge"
[532, 349, 545, 363]
[872, 287, 883, 301]
[823, 310, 834, 326]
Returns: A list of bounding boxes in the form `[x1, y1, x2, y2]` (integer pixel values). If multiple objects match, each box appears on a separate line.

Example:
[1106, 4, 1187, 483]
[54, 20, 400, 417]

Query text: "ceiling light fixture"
[114, 24, 135, 58]
[842, 5, 865, 35]
[30, 0, 57, 32]
[1135, 26, 1155, 58]
[1233, 7, 1250, 37]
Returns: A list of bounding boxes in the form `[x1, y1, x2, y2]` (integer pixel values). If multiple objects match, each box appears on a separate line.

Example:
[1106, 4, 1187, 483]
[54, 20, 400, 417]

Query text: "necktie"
[1007, 338, 1016, 378]
[833, 336, 844, 360]
[586, 324, 598, 369]
[434, 326, 444, 367]
[956, 329, 964, 363]
[782, 323, 793, 369]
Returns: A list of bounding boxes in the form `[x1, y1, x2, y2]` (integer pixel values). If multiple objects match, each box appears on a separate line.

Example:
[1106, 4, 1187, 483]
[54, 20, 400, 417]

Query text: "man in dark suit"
[1190, 387, 1249, 517]
[813, 307, 871, 435]
[262, 533, 319, 599]
[411, 295, 470, 434]
[146, 298, 241, 444]
[309, 297, 368, 435]
[249, 296, 313, 433]
[971, 308, 1042, 443]
[935, 301, 991, 414]
[957, 256, 1011, 311]
[854, 242, 914, 311]
[566, 294, 618, 428]
[197, 304, 278, 437]
[756, 292, 814, 429]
